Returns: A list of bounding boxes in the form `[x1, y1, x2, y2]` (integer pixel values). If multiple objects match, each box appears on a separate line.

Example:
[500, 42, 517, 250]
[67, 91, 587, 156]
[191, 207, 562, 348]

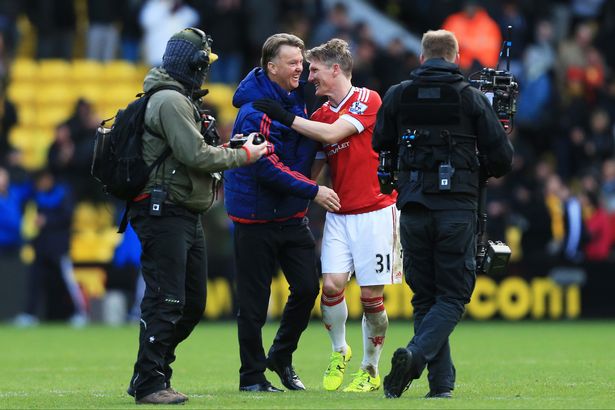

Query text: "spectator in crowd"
[0, 80, 18, 169]
[514, 173, 554, 274]
[119, 0, 145, 62]
[107, 221, 142, 322]
[559, 183, 588, 263]
[199, 0, 246, 84]
[47, 99, 102, 203]
[494, 0, 528, 79]
[585, 108, 614, 162]
[243, 0, 280, 69]
[601, 159, 615, 213]
[373, 37, 412, 96]
[595, 0, 615, 72]
[516, 19, 557, 144]
[139, 0, 199, 67]
[0, 1, 22, 56]
[352, 38, 379, 92]
[86, 0, 122, 61]
[582, 191, 612, 261]
[25, 0, 76, 59]
[441, 0, 502, 72]
[557, 22, 605, 103]
[544, 173, 565, 252]
[310, 2, 351, 47]
[13, 169, 87, 327]
[0, 166, 30, 320]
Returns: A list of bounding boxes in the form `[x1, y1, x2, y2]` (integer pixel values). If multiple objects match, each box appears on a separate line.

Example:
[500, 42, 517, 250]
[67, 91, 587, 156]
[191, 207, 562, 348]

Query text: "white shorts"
[321, 204, 403, 286]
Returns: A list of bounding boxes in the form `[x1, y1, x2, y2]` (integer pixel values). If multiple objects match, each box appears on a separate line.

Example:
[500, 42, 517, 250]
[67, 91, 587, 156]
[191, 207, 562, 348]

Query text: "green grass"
[1, 321, 614, 409]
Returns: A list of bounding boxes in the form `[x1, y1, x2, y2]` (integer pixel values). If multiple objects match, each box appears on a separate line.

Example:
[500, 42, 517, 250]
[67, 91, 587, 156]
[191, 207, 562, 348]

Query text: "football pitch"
[1, 320, 613, 409]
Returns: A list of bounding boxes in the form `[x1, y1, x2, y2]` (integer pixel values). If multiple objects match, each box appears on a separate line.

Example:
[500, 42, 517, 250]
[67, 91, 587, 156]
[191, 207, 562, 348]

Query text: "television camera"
[468, 26, 519, 133]
[471, 25, 517, 275]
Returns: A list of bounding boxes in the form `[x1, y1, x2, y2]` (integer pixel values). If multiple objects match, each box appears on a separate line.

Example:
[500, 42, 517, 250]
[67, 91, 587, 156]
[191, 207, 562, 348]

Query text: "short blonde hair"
[421, 30, 458, 62]
[261, 33, 305, 72]
[306, 38, 353, 78]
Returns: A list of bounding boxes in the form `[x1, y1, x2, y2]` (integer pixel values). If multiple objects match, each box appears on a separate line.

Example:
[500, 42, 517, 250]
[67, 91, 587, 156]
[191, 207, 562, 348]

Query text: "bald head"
[420, 30, 459, 63]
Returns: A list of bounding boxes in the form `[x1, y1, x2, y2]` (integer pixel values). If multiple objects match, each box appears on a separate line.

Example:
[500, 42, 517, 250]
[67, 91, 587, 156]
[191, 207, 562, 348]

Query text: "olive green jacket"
[140, 68, 248, 212]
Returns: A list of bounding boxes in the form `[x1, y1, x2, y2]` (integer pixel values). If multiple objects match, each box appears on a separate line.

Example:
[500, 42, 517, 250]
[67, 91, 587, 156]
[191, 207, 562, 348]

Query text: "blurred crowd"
[1, 0, 615, 323]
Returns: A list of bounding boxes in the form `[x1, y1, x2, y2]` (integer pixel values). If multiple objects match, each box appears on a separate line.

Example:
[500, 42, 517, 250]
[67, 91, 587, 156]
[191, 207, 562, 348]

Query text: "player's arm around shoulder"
[292, 115, 357, 145]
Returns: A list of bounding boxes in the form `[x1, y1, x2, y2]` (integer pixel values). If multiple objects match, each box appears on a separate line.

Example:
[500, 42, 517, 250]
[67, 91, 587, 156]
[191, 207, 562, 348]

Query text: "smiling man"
[224, 33, 340, 393]
[254, 38, 400, 393]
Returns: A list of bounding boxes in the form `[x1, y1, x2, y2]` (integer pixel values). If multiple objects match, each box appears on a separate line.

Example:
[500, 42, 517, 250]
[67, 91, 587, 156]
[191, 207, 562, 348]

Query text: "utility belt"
[130, 190, 199, 219]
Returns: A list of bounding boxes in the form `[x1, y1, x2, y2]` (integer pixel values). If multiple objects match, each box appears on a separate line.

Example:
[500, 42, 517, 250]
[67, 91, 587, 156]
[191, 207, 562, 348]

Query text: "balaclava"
[162, 28, 218, 90]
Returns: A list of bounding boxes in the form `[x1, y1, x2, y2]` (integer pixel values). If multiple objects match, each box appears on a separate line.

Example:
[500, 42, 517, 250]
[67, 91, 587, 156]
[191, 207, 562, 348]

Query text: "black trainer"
[266, 358, 306, 390]
[383, 348, 415, 398]
[239, 381, 284, 392]
[425, 390, 452, 399]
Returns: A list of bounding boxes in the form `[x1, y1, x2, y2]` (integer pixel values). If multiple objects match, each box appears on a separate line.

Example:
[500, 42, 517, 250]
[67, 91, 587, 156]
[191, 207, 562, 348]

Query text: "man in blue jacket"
[225, 33, 340, 392]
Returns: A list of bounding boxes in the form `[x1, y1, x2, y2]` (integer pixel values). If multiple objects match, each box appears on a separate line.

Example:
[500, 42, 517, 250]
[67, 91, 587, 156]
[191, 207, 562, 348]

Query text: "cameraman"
[126, 28, 267, 405]
[372, 29, 513, 399]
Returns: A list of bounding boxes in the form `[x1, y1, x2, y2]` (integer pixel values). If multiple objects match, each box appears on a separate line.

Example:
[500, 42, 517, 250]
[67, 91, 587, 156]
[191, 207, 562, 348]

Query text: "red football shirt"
[311, 87, 397, 214]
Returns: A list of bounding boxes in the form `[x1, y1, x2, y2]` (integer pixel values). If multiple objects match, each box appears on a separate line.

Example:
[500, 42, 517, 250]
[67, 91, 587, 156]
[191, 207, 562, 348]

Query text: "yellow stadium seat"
[7, 82, 37, 106]
[10, 126, 57, 151]
[219, 105, 239, 126]
[102, 60, 139, 83]
[35, 105, 73, 128]
[36, 127, 55, 145]
[136, 64, 151, 81]
[9, 59, 39, 83]
[38, 59, 72, 82]
[18, 143, 47, 171]
[71, 59, 104, 83]
[73, 202, 98, 231]
[94, 103, 118, 122]
[35, 84, 77, 108]
[73, 267, 107, 298]
[17, 105, 37, 127]
[8, 126, 35, 149]
[95, 203, 115, 229]
[99, 84, 140, 107]
[74, 84, 103, 105]
[206, 83, 235, 107]
[204, 83, 237, 124]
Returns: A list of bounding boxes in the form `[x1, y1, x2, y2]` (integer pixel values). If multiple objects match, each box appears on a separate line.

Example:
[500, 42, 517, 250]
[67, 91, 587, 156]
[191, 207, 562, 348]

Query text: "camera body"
[229, 132, 265, 148]
[377, 150, 397, 194]
[477, 240, 512, 275]
[199, 111, 221, 146]
[469, 68, 518, 132]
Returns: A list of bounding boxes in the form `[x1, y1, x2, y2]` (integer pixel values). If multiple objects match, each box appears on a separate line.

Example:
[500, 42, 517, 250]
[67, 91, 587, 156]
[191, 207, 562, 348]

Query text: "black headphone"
[185, 27, 214, 71]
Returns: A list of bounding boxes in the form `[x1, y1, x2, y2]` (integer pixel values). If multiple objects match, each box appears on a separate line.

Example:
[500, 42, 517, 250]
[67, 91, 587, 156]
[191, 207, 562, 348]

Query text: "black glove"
[253, 98, 296, 128]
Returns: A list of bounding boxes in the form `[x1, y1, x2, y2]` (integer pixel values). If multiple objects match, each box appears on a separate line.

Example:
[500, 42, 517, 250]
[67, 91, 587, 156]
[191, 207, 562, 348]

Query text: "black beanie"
[162, 28, 214, 89]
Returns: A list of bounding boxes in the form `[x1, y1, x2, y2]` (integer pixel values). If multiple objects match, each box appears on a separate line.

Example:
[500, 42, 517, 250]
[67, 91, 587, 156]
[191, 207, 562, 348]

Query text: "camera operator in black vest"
[373, 29, 513, 399]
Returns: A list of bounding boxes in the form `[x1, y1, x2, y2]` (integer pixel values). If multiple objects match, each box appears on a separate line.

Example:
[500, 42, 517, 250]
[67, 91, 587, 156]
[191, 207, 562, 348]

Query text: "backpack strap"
[117, 85, 185, 234]
[117, 147, 172, 234]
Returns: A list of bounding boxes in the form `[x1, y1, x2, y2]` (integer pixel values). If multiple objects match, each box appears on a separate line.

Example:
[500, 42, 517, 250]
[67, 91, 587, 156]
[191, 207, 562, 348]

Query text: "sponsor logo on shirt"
[326, 141, 351, 156]
[348, 101, 368, 115]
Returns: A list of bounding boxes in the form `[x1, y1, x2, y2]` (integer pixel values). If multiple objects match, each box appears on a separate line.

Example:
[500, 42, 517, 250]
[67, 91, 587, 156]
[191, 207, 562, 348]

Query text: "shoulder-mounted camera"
[468, 26, 519, 133]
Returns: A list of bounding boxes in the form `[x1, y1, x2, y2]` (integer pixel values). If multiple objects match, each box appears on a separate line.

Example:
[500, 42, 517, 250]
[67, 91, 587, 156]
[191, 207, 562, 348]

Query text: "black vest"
[396, 78, 480, 196]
